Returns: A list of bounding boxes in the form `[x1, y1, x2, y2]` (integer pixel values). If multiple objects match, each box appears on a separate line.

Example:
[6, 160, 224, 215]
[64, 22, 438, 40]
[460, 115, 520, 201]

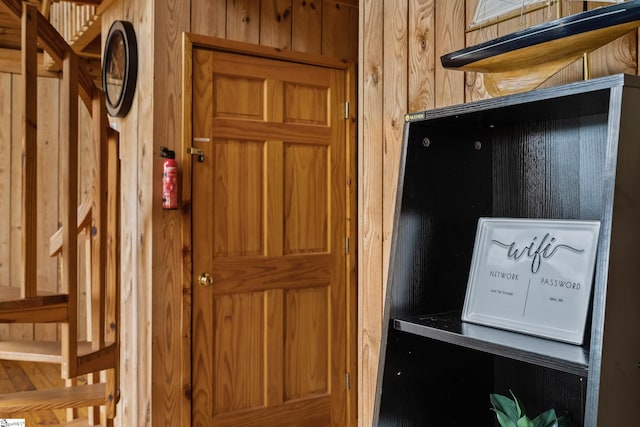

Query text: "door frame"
[181, 33, 357, 426]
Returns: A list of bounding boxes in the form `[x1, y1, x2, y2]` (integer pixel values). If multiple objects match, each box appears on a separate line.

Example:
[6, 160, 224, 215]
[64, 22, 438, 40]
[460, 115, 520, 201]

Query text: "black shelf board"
[393, 312, 589, 376]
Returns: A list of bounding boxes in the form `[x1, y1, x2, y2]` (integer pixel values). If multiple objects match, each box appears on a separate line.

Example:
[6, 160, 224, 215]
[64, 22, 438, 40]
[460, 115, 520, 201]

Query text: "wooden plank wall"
[100, 1, 151, 426]
[358, 0, 639, 426]
[101, 1, 357, 426]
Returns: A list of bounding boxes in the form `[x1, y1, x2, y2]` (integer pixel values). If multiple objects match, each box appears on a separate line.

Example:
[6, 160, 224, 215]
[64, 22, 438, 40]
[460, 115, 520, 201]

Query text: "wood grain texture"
[260, 0, 293, 51]
[191, 0, 227, 37]
[10, 73, 31, 341]
[60, 51, 79, 379]
[21, 2, 38, 300]
[0, 382, 106, 413]
[101, 1, 146, 426]
[358, 0, 384, 426]
[0, 360, 68, 423]
[382, 0, 407, 297]
[322, 1, 358, 60]
[227, 0, 260, 44]
[212, 140, 265, 257]
[189, 46, 214, 427]
[284, 287, 329, 400]
[590, 31, 637, 79]
[0, 73, 11, 345]
[152, 1, 189, 425]
[408, 0, 433, 112]
[292, 0, 322, 54]
[151, 0, 189, 426]
[435, 0, 465, 108]
[35, 76, 59, 342]
[212, 293, 265, 414]
[284, 144, 328, 254]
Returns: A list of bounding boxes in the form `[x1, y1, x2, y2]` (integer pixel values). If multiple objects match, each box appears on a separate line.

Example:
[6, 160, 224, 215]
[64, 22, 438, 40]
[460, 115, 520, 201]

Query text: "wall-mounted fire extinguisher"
[160, 147, 178, 210]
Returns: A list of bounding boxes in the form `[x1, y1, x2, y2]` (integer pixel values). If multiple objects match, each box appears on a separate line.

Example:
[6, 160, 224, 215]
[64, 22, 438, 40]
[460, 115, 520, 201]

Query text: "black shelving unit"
[374, 74, 640, 427]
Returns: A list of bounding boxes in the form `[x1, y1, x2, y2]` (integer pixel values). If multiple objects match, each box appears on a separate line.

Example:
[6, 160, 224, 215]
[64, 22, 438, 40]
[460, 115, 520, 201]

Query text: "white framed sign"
[462, 218, 601, 345]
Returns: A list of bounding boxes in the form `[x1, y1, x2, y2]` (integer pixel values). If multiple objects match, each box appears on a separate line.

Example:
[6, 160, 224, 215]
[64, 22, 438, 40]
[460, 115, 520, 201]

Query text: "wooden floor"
[0, 359, 87, 425]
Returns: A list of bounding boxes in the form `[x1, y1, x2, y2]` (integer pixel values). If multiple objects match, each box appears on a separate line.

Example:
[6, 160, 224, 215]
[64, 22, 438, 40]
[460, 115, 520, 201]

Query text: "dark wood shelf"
[375, 74, 640, 426]
[394, 312, 589, 376]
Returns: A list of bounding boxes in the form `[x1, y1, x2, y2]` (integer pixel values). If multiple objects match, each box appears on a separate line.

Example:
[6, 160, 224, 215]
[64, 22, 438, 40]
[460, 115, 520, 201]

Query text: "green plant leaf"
[490, 393, 520, 421]
[532, 409, 558, 427]
[492, 409, 518, 427]
[510, 390, 526, 417]
[517, 415, 535, 427]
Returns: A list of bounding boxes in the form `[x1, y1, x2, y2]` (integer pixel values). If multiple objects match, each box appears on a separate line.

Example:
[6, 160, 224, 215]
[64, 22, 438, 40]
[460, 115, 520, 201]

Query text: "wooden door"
[191, 48, 350, 427]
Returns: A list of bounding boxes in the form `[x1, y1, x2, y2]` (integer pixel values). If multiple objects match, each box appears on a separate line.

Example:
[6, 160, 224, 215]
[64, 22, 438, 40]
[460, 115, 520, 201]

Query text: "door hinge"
[345, 237, 350, 255]
[344, 101, 349, 119]
[346, 372, 351, 391]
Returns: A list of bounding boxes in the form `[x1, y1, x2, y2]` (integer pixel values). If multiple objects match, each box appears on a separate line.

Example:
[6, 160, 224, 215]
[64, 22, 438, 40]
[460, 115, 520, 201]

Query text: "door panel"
[212, 140, 264, 257]
[284, 286, 329, 400]
[213, 292, 264, 415]
[284, 143, 328, 254]
[192, 48, 348, 426]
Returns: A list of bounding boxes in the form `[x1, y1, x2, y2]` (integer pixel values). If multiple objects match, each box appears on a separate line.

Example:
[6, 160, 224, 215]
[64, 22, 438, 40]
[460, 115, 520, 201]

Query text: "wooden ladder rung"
[0, 295, 69, 323]
[0, 341, 93, 364]
[0, 383, 106, 413]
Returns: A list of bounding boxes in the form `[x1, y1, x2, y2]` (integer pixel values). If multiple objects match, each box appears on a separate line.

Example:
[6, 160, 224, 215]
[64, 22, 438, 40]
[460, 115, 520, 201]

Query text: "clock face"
[102, 21, 137, 117]
[105, 31, 126, 106]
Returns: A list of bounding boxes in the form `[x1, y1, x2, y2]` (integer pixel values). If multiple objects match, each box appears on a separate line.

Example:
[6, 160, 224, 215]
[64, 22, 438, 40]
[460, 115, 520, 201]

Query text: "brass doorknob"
[198, 272, 213, 287]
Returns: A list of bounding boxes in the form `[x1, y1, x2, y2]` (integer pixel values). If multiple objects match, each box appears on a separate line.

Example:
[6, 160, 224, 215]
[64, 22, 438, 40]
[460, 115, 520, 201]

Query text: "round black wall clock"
[102, 20, 138, 117]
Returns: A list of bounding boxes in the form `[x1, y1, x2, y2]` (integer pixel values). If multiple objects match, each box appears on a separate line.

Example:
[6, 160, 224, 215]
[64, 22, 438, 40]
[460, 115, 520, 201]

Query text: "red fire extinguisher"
[160, 147, 178, 210]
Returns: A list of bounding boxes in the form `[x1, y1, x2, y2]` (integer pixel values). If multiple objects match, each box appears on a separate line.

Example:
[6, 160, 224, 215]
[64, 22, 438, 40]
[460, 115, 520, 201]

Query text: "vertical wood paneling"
[227, 0, 260, 43]
[358, 0, 383, 426]
[322, 1, 358, 60]
[292, 0, 322, 54]
[128, 0, 146, 419]
[10, 74, 31, 341]
[382, 0, 407, 291]
[152, 0, 189, 426]
[34, 77, 59, 341]
[100, 3, 124, 424]
[464, 7, 495, 100]
[191, 0, 227, 37]
[408, 0, 434, 112]
[260, 0, 293, 50]
[435, 0, 465, 108]
[0, 73, 10, 341]
[101, 1, 144, 426]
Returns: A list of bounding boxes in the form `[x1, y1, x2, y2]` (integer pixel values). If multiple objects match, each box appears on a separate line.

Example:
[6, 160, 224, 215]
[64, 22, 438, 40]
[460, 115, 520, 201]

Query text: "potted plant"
[490, 391, 568, 427]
